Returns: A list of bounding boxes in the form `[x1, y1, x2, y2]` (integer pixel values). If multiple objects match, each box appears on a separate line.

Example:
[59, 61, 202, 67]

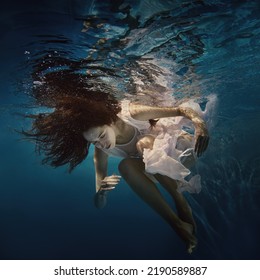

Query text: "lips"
[102, 143, 111, 149]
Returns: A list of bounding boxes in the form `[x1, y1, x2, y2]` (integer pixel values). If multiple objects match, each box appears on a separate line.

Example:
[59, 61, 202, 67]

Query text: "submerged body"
[83, 98, 209, 253]
[23, 69, 209, 253]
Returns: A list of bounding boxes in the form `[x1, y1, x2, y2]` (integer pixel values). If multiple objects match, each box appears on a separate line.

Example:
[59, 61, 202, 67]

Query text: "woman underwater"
[23, 69, 209, 253]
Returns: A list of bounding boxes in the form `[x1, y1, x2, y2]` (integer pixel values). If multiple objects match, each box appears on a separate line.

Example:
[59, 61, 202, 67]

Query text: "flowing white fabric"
[116, 97, 216, 193]
[141, 115, 200, 193]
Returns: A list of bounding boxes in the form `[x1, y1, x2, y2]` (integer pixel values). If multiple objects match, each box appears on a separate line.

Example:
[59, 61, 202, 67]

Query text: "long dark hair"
[23, 69, 121, 172]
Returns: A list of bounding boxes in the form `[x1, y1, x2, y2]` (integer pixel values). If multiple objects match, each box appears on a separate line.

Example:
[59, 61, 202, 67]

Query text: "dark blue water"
[0, 0, 259, 260]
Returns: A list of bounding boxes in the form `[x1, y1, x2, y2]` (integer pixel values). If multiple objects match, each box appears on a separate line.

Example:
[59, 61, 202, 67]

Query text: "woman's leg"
[118, 158, 197, 252]
[136, 135, 155, 155]
[154, 173, 197, 233]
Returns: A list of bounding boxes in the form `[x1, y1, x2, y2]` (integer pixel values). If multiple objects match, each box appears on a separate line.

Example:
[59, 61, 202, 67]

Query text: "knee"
[136, 141, 144, 155]
[136, 135, 155, 155]
[118, 158, 140, 177]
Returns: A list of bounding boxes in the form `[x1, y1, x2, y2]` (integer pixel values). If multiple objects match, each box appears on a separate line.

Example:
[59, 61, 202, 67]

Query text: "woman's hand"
[194, 125, 209, 157]
[94, 175, 121, 209]
[100, 174, 121, 191]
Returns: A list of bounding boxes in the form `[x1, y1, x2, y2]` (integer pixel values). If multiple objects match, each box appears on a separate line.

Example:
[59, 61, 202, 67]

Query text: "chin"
[108, 143, 115, 149]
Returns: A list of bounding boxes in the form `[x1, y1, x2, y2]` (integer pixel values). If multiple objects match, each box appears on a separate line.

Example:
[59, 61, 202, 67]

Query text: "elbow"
[177, 106, 187, 117]
[128, 103, 148, 121]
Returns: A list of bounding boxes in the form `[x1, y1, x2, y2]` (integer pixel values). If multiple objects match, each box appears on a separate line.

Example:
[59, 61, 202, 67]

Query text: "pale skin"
[83, 102, 209, 253]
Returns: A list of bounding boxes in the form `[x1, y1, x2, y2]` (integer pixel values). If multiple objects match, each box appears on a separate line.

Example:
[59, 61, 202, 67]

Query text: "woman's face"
[83, 125, 116, 149]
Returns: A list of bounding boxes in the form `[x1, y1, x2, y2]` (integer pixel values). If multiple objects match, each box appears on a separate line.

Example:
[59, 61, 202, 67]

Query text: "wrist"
[194, 119, 207, 131]
[97, 188, 108, 196]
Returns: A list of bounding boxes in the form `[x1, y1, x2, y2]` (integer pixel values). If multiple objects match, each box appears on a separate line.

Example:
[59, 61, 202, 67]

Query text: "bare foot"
[176, 221, 197, 254]
[187, 240, 197, 254]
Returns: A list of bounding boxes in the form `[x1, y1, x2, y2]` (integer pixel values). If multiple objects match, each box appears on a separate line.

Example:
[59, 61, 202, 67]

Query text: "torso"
[101, 125, 141, 158]
[114, 118, 136, 145]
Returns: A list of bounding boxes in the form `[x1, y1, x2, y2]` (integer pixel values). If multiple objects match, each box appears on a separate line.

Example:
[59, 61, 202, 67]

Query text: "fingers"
[100, 186, 116, 191]
[199, 136, 208, 155]
[100, 175, 121, 190]
[109, 175, 122, 180]
[102, 175, 121, 184]
[194, 135, 201, 156]
[195, 136, 209, 157]
[105, 175, 122, 180]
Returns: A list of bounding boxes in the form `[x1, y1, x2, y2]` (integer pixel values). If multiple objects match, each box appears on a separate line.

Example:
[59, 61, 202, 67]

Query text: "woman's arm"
[129, 103, 209, 156]
[94, 147, 108, 193]
[93, 147, 121, 209]
[129, 103, 201, 124]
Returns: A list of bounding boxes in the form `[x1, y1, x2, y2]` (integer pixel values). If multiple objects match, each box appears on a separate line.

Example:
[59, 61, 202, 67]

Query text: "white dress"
[102, 98, 212, 193]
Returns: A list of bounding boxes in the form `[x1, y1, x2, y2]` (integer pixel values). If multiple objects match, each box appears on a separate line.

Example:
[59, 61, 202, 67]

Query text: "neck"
[112, 117, 135, 145]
